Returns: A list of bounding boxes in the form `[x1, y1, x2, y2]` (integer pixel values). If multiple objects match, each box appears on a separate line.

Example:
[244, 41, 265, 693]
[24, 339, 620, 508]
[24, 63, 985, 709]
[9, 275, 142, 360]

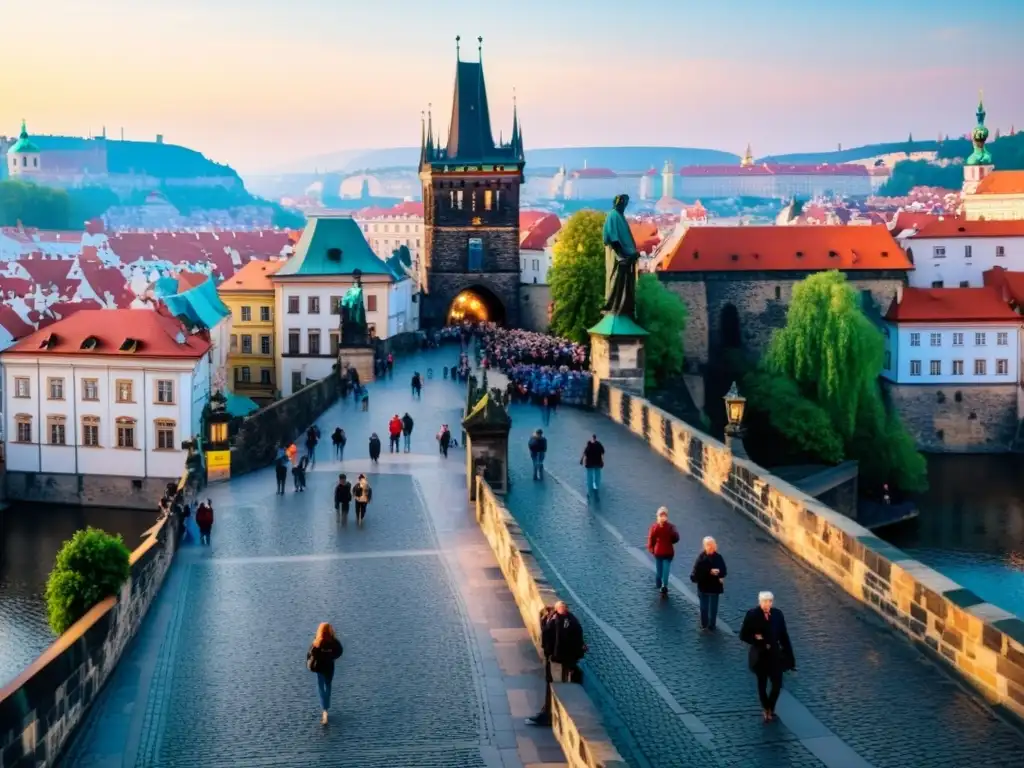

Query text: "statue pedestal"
[462, 389, 512, 501]
[588, 314, 648, 397]
[338, 345, 375, 384]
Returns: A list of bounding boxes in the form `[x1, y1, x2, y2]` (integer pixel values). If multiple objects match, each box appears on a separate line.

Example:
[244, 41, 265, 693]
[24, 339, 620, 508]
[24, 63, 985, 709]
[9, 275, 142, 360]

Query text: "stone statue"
[603, 194, 640, 318]
[339, 269, 369, 346]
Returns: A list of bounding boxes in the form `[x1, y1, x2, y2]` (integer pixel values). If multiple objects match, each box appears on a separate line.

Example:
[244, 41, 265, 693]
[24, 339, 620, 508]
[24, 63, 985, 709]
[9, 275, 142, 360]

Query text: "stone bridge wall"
[596, 382, 1024, 726]
[0, 504, 181, 766]
[231, 372, 340, 476]
[474, 478, 627, 767]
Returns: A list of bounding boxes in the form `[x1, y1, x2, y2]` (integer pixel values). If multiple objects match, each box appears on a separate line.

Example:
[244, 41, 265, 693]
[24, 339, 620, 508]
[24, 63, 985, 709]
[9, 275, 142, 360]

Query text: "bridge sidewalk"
[501, 398, 1024, 768]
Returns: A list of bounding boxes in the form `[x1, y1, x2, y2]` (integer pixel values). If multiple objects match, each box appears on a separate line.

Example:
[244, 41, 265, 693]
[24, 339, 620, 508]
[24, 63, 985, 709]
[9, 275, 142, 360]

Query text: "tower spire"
[420, 110, 427, 166]
[741, 142, 753, 167]
[19, 118, 28, 139]
[966, 88, 992, 167]
[455, 35, 461, 60]
[511, 87, 520, 154]
[427, 102, 434, 158]
[478, 35, 483, 60]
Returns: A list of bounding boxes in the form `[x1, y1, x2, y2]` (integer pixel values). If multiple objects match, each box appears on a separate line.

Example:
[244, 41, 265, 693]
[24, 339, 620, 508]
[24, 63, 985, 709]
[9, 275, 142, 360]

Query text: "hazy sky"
[1, 0, 1022, 174]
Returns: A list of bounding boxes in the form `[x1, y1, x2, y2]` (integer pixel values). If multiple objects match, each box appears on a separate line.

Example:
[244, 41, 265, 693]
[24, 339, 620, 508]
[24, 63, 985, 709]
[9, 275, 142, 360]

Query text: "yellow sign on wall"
[207, 450, 231, 483]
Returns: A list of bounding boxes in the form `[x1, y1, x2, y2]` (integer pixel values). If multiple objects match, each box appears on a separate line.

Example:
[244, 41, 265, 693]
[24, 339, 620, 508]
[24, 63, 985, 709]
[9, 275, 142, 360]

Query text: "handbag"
[306, 647, 318, 673]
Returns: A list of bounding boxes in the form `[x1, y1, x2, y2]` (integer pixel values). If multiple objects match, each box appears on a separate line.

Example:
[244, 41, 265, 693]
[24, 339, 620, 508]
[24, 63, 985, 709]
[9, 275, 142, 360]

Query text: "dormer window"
[38, 333, 57, 350]
[81, 335, 99, 350]
[119, 338, 139, 353]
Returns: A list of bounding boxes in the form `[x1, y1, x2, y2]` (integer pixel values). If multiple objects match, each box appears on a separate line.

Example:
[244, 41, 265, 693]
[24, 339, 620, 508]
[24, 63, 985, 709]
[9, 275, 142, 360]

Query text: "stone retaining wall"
[596, 381, 1024, 725]
[231, 371, 340, 476]
[474, 478, 627, 767]
[4, 473, 171, 511]
[0, 506, 181, 766]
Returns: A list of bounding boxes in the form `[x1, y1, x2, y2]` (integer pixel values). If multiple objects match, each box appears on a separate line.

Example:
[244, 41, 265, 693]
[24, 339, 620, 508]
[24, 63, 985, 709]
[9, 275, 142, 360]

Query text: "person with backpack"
[353, 474, 372, 525]
[528, 429, 548, 481]
[401, 413, 414, 453]
[274, 445, 289, 495]
[332, 427, 346, 461]
[306, 622, 343, 725]
[647, 506, 680, 596]
[334, 473, 352, 518]
[195, 499, 214, 545]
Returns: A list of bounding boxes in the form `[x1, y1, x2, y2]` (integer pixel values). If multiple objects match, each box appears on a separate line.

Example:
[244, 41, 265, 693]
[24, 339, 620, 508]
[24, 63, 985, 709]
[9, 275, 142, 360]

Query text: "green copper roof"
[8, 120, 40, 154]
[275, 216, 393, 278]
[589, 314, 648, 337]
[966, 94, 993, 167]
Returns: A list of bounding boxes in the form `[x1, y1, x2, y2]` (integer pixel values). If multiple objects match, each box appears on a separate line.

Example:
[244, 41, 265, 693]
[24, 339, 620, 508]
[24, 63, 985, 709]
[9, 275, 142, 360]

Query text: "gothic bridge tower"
[419, 36, 525, 328]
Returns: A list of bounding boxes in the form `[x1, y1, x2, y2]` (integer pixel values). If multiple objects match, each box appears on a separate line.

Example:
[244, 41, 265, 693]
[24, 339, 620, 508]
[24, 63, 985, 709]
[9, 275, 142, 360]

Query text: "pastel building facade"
[905, 220, 1024, 288]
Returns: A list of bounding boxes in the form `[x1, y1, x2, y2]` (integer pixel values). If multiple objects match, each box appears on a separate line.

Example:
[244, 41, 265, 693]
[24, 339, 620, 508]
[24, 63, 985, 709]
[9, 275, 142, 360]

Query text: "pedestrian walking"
[437, 424, 452, 458]
[647, 507, 679, 595]
[293, 455, 308, 492]
[690, 536, 727, 630]
[334, 473, 352, 518]
[528, 429, 547, 481]
[739, 591, 795, 722]
[580, 434, 605, 495]
[411, 372, 422, 398]
[388, 414, 402, 453]
[275, 445, 288, 495]
[353, 474, 372, 525]
[387, 352, 394, 377]
[195, 499, 214, 545]
[525, 605, 559, 726]
[306, 622, 344, 725]
[306, 426, 319, 468]
[550, 601, 586, 682]
[368, 433, 381, 463]
[401, 412, 414, 452]
[332, 427, 346, 461]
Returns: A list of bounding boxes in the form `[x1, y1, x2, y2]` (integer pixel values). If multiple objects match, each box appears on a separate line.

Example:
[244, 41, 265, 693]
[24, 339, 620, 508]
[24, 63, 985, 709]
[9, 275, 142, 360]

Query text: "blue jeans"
[698, 591, 720, 629]
[586, 467, 602, 491]
[316, 673, 332, 710]
[532, 452, 545, 479]
[655, 556, 672, 588]
[404, 434, 411, 451]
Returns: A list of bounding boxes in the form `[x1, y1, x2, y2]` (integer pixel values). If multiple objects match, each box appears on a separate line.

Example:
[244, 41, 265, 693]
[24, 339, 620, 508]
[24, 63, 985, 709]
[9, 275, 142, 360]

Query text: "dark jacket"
[334, 481, 352, 505]
[195, 504, 213, 531]
[402, 415, 414, 435]
[307, 637, 343, 680]
[647, 522, 680, 559]
[353, 481, 372, 504]
[439, 429, 452, 447]
[739, 607, 795, 674]
[332, 428, 344, 445]
[550, 611, 586, 665]
[368, 436, 381, 458]
[539, 608, 557, 658]
[582, 441, 605, 468]
[690, 551, 728, 594]
[528, 435, 548, 456]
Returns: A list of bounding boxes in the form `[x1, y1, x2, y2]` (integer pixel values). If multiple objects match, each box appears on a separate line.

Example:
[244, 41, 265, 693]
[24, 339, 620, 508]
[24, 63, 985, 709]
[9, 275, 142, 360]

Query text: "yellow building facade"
[217, 259, 284, 403]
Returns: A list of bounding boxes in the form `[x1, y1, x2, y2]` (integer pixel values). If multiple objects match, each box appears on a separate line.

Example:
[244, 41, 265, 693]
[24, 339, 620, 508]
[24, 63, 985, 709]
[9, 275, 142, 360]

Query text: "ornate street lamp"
[723, 382, 748, 459]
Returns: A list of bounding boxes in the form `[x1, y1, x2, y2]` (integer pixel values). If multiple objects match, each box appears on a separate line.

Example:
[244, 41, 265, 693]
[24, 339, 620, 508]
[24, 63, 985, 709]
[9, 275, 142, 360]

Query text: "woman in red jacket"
[647, 506, 679, 596]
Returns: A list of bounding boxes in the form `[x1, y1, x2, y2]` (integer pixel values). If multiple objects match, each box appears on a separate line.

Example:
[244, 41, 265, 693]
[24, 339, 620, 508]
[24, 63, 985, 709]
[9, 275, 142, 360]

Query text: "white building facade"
[905, 220, 1024, 288]
[1, 312, 211, 480]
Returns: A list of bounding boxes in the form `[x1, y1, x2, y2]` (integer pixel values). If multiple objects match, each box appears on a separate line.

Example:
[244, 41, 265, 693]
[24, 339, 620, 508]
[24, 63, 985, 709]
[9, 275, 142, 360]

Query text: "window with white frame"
[964, 245, 972, 258]
[155, 419, 176, 449]
[82, 416, 100, 447]
[156, 379, 174, 404]
[997, 332, 1008, 346]
[910, 360, 921, 376]
[974, 359, 987, 375]
[996, 245, 1006, 258]
[48, 415, 66, 445]
[14, 377, 29, 398]
[952, 360, 964, 376]
[952, 332, 964, 346]
[48, 377, 65, 400]
[975, 332, 986, 346]
[909, 333, 921, 347]
[929, 360, 941, 375]
[929, 333, 941, 347]
[116, 379, 134, 403]
[997, 359, 1009, 375]
[933, 246, 946, 258]
[241, 306, 252, 322]
[15, 415, 32, 442]
[260, 306, 271, 322]
[82, 378, 99, 401]
[116, 417, 136, 448]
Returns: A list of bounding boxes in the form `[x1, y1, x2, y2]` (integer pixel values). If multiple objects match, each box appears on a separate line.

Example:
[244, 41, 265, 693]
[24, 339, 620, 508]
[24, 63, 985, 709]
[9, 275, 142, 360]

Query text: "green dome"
[8, 120, 40, 155]
[965, 96, 993, 167]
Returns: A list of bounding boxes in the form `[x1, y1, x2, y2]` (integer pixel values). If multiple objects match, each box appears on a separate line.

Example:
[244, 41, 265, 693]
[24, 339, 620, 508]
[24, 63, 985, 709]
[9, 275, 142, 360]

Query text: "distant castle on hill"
[1, 120, 242, 196]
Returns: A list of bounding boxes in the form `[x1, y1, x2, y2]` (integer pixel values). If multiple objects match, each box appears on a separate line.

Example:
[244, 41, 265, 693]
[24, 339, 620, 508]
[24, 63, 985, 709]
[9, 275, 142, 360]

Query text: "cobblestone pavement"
[62, 348, 567, 768]
[500, 396, 1024, 768]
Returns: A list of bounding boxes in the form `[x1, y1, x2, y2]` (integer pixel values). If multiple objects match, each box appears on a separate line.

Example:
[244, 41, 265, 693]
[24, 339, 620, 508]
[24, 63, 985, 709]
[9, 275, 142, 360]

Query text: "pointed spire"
[426, 103, 434, 161]
[511, 87, 521, 155]
[19, 119, 28, 139]
[420, 110, 427, 166]
[455, 35, 461, 60]
[478, 35, 483, 61]
[977, 88, 986, 125]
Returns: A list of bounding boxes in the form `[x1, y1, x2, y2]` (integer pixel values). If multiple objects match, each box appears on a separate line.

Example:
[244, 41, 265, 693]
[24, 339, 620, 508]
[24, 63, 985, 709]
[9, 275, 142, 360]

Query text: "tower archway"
[446, 286, 506, 325]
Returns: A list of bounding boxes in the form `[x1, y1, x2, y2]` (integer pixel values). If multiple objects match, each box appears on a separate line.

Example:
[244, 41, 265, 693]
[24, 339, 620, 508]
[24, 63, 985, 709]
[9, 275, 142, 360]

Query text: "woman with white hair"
[739, 591, 796, 722]
[689, 536, 727, 630]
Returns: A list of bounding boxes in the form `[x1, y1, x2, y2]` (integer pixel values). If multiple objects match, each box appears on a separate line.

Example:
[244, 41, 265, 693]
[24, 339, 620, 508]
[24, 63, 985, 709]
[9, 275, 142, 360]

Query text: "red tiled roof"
[80, 263, 134, 307]
[975, 171, 1024, 196]
[50, 299, 106, 319]
[219, 258, 284, 292]
[661, 225, 912, 273]
[912, 218, 1024, 239]
[107, 231, 292, 277]
[571, 168, 617, 179]
[0, 306, 34, 340]
[0, 277, 33, 297]
[2, 309, 211, 359]
[679, 164, 869, 177]
[17, 258, 74, 289]
[885, 286, 1018, 323]
[355, 202, 424, 220]
[174, 271, 210, 291]
[983, 267, 1024, 305]
[520, 213, 562, 251]
[520, 210, 550, 231]
[629, 220, 661, 255]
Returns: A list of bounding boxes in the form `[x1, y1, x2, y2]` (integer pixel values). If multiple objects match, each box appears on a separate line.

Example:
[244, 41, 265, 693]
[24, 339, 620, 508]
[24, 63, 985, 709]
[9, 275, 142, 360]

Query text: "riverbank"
[0, 503, 156, 687]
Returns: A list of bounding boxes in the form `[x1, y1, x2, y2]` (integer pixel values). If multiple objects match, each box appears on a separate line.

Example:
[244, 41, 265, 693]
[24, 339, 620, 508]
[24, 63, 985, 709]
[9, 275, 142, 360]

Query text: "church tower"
[7, 120, 41, 177]
[661, 160, 675, 200]
[962, 92, 994, 196]
[418, 37, 525, 328]
[741, 143, 754, 168]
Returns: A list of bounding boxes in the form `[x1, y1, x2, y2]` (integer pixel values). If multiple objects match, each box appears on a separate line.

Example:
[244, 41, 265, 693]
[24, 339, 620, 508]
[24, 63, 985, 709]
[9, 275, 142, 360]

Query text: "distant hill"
[279, 146, 741, 175]
[27, 135, 241, 180]
[760, 140, 942, 165]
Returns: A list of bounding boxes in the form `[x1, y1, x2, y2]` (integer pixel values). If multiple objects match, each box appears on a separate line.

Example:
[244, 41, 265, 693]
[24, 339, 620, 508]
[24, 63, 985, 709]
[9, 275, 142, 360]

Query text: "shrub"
[45, 527, 132, 635]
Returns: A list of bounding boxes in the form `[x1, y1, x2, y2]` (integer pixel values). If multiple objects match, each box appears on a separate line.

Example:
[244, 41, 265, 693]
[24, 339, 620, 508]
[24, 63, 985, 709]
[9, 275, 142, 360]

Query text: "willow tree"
[765, 270, 927, 491]
[547, 210, 606, 343]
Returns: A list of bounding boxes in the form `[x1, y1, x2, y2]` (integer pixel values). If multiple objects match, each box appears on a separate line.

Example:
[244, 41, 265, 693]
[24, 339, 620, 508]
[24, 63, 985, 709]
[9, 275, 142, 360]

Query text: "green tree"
[548, 209, 606, 343]
[635, 273, 687, 387]
[762, 270, 927, 491]
[0, 180, 72, 228]
[45, 527, 131, 635]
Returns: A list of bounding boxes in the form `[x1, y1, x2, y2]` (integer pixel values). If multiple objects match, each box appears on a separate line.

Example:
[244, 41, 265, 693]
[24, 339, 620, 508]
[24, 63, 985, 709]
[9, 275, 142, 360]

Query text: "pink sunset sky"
[0, 0, 1021, 174]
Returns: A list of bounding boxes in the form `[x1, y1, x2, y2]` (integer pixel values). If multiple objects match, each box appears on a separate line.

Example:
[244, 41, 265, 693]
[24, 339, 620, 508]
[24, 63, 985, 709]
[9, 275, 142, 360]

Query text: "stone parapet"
[596, 381, 1024, 726]
[474, 477, 626, 767]
[4, 473, 171, 510]
[0, 499, 181, 767]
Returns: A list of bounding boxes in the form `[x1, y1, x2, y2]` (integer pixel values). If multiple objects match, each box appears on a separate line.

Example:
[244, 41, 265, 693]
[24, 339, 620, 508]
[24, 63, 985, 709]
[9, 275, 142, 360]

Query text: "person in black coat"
[401, 413, 414, 453]
[526, 605, 559, 726]
[528, 429, 548, 481]
[739, 591, 796, 721]
[689, 536, 727, 630]
[550, 601, 586, 682]
[368, 433, 381, 463]
[334, 473, 352, 518]
[307, 622, 344, 725]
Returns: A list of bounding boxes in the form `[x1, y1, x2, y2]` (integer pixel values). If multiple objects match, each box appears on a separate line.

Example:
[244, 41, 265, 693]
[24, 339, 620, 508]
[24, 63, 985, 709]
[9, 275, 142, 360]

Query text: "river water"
[885, 454, 1024, 617]
[0, 503, 156, 688]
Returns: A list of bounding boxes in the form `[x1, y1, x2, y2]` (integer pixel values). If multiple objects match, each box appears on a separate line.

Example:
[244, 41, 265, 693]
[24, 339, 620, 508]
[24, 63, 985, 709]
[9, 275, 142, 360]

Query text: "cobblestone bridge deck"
[62, 347, 1024, 768]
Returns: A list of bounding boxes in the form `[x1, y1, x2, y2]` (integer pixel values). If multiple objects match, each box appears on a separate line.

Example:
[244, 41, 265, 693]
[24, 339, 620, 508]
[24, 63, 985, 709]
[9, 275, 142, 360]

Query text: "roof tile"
[219, 258, 284, 292]
[885, 286, 1018, 323]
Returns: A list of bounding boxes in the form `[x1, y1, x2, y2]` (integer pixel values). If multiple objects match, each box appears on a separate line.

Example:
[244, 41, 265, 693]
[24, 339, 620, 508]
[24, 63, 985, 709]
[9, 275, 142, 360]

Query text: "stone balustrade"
[474, 477, 627, 767]
[0, 507, 181, 766]
[596, 381, 1024, 725]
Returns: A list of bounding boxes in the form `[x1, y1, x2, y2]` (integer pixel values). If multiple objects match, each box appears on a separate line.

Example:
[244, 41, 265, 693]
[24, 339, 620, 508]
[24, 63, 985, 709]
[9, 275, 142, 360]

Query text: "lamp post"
[723, 381, 748, 459]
